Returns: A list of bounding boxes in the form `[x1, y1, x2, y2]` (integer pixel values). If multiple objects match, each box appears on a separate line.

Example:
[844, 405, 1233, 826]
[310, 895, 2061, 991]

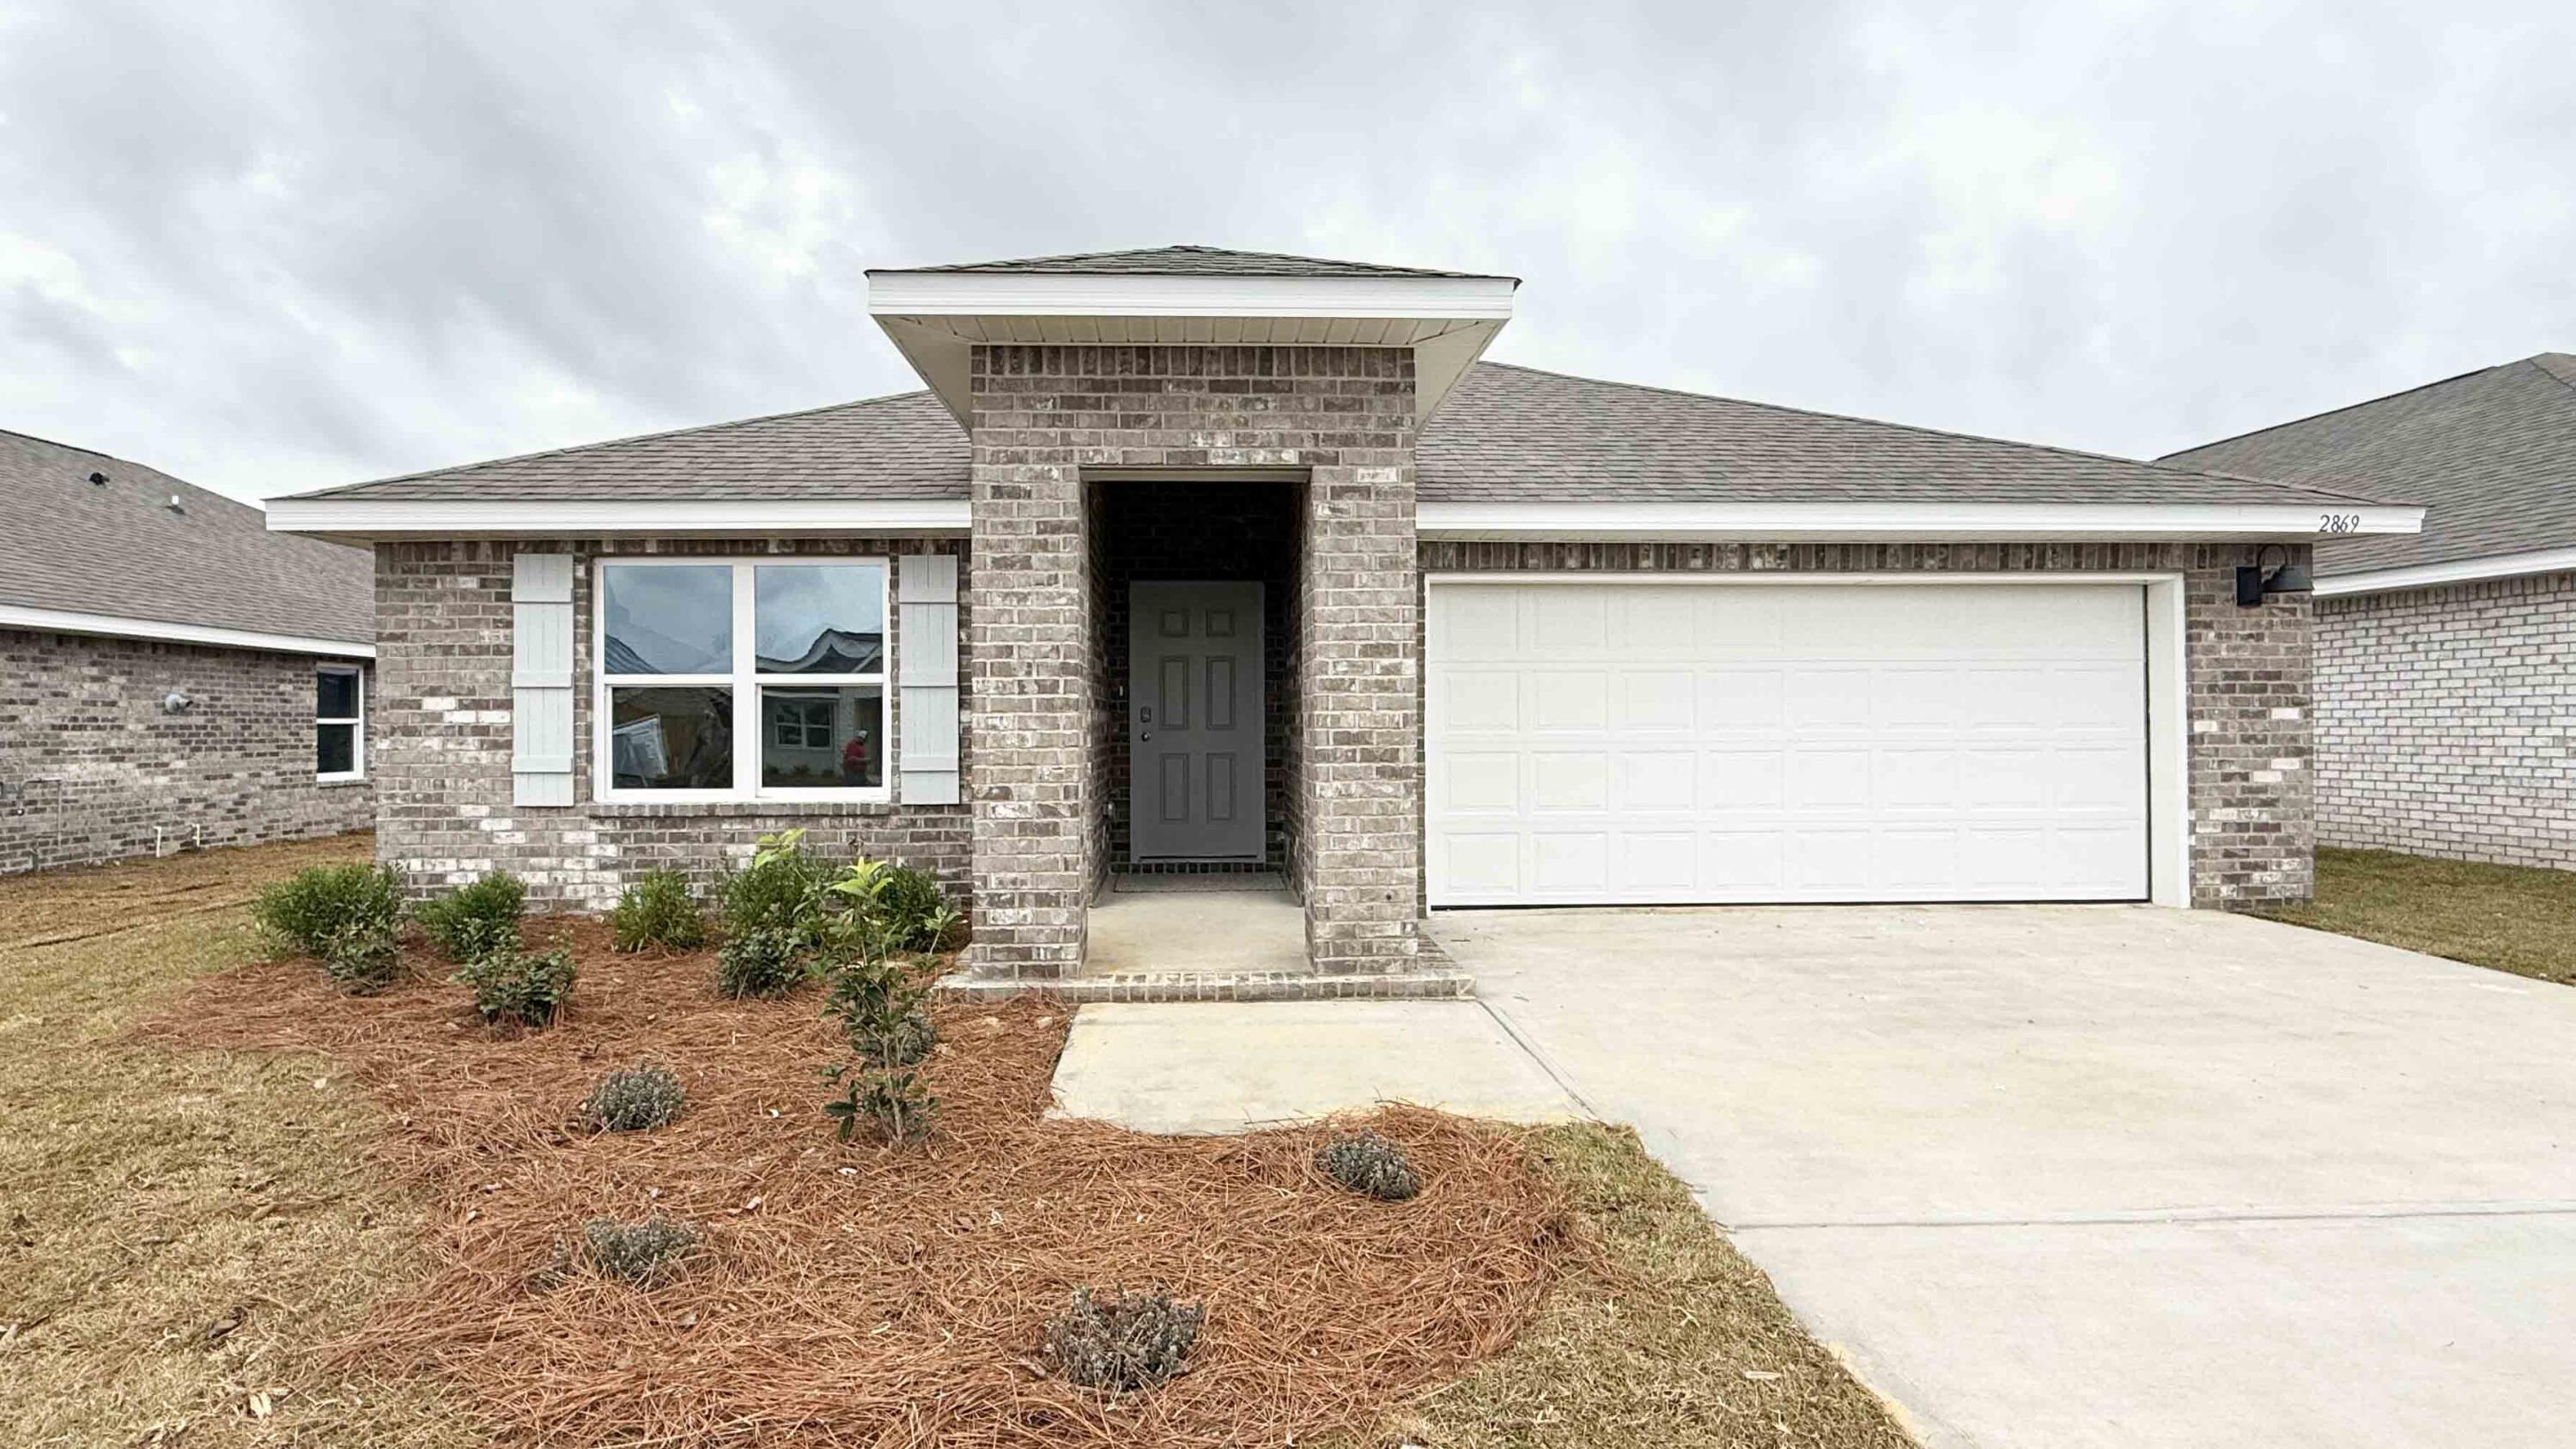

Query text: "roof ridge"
[1469, 362, 2399, 505]
[877, 242, 1496, 279]
[2154, 356, 2549, 463]
[298, 387, 942, 498]
[2529, 352, 2576, 393]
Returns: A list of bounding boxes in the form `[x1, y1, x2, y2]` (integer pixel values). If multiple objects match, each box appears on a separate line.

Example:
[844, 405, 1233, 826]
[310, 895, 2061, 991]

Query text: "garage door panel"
[1701, 669, 1786, 728]
[1528, 672, 1609, 732]
[1430, 581, 2151, 906]
[1529, 752, 1609, 813]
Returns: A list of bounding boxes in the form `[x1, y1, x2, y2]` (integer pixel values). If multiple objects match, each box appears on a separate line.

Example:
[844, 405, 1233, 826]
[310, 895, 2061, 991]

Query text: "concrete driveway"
[1438, 904, 2576, 1449]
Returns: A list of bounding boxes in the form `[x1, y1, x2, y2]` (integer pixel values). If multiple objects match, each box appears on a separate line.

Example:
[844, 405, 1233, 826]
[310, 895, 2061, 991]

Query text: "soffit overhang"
[865, 270, 1517, 428]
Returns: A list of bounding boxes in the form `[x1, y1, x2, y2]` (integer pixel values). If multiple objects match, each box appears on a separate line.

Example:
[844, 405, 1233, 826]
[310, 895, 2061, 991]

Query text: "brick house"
[3, 429, 374, 873]
[265, 246, 2422, 991]
[2166, 354, 2575, 869]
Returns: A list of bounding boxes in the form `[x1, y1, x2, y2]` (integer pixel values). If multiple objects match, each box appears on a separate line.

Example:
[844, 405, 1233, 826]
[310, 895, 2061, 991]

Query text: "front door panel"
[1131, 581, 1264, 861]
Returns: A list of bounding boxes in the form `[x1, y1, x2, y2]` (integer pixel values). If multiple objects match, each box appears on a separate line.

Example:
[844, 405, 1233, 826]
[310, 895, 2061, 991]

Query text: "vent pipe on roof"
[166, 494, 185, 514]
[88, 471, 106, 485]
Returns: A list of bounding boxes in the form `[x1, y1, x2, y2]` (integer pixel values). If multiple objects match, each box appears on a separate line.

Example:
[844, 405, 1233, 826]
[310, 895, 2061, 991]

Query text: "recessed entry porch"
[1082, 478, 1306, 979]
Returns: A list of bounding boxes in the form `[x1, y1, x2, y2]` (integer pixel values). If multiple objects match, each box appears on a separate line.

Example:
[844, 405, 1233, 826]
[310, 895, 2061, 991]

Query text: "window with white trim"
[316, 665, 363, 781]
[593, 558, 890, 803]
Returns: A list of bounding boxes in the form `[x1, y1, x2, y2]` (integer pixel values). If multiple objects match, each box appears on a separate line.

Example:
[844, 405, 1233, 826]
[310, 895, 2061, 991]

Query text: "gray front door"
[1131, 581, 1264, 861]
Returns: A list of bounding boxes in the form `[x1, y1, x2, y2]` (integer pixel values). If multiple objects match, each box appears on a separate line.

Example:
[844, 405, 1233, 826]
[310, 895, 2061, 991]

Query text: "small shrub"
[413, 871, 526, 960]
[251, 863, 403, 960]
[455, 943, 576, 1028]
[821, 1062, 937, 1143]
[609, 869, 705, 953]
[823, 955, 937, 1065]
[873, 863, 951, 952]
[1042, 1288, 1204, 1391]
[1315, 1130, 1421, 1202]
[720, 830, 835, 941]
[716, 925, 808, 998]
[580, 1216, 700, 1286]
[581, 1063, 685, 1131]
[319, 910, 403, 995]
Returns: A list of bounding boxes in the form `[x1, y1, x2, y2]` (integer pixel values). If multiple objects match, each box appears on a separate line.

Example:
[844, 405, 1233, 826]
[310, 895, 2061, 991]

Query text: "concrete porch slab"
[1048, 1001, 1585, 1134]
[1085, 880, 1305, 975]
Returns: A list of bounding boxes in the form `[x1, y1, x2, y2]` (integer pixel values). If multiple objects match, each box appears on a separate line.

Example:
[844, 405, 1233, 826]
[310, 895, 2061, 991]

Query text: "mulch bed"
[134, 919, 1572, 1447]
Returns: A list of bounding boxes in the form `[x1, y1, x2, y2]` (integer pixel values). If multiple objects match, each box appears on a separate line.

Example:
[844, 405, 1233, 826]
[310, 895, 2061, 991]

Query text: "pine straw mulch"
[131, 920, 1575, 1448]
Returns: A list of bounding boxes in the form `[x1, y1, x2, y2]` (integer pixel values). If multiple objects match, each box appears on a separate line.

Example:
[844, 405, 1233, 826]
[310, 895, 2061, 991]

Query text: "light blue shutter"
[897, 553, 960, 806]
[512, 552, 575, 807]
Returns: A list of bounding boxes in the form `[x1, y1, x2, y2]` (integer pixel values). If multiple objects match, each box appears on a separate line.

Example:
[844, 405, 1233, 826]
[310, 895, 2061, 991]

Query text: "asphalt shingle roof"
[292, 362, 2387, 513]
[1419, 363, 2389, 506]
[879, 244, 1500, 279]
[295, 390, 968, 502]
[2161, 354, 2576, 575]
[0, 430, 373, 646]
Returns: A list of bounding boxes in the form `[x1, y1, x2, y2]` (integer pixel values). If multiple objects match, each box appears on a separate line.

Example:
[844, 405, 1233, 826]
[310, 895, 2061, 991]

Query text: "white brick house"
[267, 247, 2423, 994]
[2167, 354, 2576, 870]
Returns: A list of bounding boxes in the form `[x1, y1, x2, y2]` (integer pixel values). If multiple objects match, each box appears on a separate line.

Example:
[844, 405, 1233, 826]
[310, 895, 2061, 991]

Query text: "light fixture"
[2235, 543, 2313, 606]
[161, 690, 193, 715]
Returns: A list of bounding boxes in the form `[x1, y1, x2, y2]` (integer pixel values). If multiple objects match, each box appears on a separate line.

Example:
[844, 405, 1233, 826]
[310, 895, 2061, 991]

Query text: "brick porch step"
[933, 969, 1476, 1004]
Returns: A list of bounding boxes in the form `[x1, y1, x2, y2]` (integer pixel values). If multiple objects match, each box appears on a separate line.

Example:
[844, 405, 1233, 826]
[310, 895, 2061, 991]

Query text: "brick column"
[963, 351, 1092, 978]
[1297, 462, 1423, 971]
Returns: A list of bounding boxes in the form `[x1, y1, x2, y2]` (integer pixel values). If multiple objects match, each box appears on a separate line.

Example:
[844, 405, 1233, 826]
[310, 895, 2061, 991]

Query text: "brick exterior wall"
[370, 539, 970, 909]
[2315, 571, 2576, 868]
[1416, 541, 2316, 908]
[0, 627, 374, 873]
[967, 344, 1421, 978]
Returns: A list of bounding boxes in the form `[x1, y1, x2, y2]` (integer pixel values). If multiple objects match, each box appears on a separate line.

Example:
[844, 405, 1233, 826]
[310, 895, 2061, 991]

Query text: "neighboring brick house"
[2166, 354, 2576, 870]
[268, 246, 2422, 993]
[2, 430, 375, 873]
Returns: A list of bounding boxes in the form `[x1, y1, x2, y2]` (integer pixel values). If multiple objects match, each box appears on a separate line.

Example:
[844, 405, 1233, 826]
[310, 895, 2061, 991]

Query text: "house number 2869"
[2317, 513, 2363, 533]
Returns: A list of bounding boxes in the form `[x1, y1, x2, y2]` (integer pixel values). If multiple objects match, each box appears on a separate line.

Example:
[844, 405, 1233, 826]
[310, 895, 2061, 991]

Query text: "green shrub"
[455, 942, 576, 1028]
[823, 953, 936, 1065]
[716, 925, 807, 998]
[821, 1062, 936, 1143]
[873, 863, 952, 952]
[580, 1216, 700, 1286]
[1315, 1130, 1421, 1202]
[319, 910, 403, 995]
[719, 830, 835, 941]
[580, 1063, 685, 1131]
[1042, 1288, 1204, 1391]
[608, 869, 705, 953]
[251, 863, 404, 960]
[413, 871, 526, 960]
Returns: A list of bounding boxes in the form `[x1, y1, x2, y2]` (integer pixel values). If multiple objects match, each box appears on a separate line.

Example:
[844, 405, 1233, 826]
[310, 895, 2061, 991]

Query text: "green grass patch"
[2254, 846, 2576, 987]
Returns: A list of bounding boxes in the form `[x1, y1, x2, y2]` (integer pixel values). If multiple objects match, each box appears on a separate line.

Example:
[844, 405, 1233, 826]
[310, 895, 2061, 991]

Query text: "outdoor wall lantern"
[2236, 544, 2313, 607]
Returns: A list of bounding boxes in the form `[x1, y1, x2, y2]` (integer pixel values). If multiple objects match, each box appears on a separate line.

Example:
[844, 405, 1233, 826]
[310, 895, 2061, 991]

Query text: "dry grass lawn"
[2255, 846, 2576, 987]
[0, 833, 483, 1447]
[2, 836, 1914, 1448]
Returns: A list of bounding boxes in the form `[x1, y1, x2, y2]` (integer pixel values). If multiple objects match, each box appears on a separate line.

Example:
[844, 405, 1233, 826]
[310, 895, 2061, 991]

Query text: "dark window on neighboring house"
[317, 665, 363, 780]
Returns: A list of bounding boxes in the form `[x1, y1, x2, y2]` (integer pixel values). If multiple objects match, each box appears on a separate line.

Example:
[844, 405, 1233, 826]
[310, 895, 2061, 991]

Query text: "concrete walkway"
[1050, 1000, 1581, 1134]
[1440, 904, 2576, 1449]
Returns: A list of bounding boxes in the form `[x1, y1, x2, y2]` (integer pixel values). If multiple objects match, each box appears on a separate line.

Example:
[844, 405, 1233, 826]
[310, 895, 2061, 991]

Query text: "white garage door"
[1426, 581, 2150, 906]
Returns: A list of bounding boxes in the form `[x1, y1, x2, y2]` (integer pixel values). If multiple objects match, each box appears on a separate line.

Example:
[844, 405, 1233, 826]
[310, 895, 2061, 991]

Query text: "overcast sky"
[2, 1, 2570, 504]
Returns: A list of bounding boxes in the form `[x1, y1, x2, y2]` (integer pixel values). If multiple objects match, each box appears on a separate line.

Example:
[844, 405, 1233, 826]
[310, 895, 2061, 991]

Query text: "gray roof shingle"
[0, 430, 372, 646]
[295, 390, 968, 502]
[2160, 354, 2576, 575]
[289, 362, 2388, 514]
[1419, 363, 2390, 506]
[878, 244, 1503, 279]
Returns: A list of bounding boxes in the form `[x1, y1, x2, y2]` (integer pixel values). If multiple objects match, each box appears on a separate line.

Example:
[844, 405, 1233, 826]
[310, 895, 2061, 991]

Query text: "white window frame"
[592, 556, 893, 805]
[316, 663, 365, 782]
